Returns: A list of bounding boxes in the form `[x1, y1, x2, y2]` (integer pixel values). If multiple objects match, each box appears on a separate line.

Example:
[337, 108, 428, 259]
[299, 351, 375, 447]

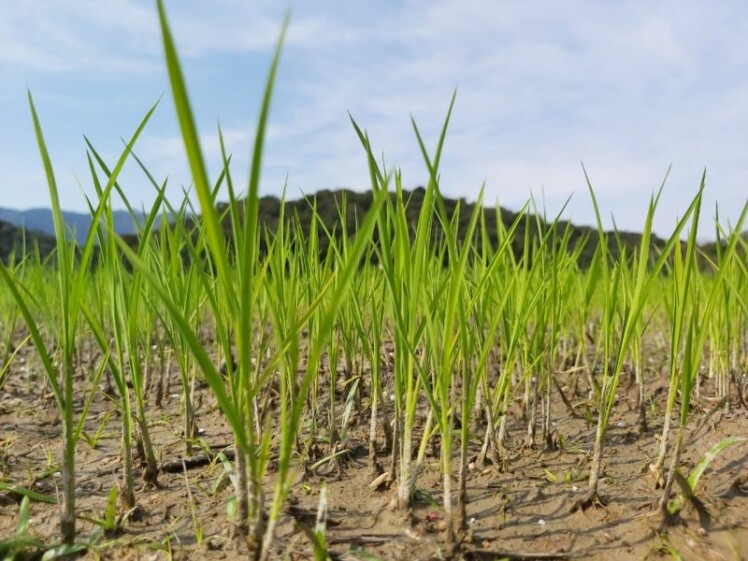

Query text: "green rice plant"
[542, 230, 581, 444]
[0, 496, 44, 560]
[128, 150, 225, 456]
[332, 192, 366, 386]
[79, 146, 169, 507]
[0, 482, 57, 505]
[707, 209, 745, 406]
[183, 466, 204, 546]
[293, 483, 331, 561]
[610, 226, 655, 434]
[7, 2, 748, 555]
[516, 216, 549, 448]
[487, 212, 544, 460]
[322, 274, 345, 470]
[146, 3, 284, 549]
[0, 333, 29, 394]
[261, 176, 385, 561]
[461, 208, 521, 469]
[450, 207, 519, 544]
[80, 411, 113, 451]
[572, 169, 703, 511]
[476, 207, 523, 466]
[658, 200, 748, 519]
[524, 206, 577, 449]
[78, 486, 124, 538]
[656, 535, 683, 561]
[419, 188, 483, 552]
[651, 195, 704, 479]
[349, 99, 460, 511]
[665, 436, 747, 517]
[92, 146, 169, 486]
[0, 253, 31, 390]
[727, 233, 748, 405]
[149, 203, 204, 455]
[289, 198, 332, 460]
[0, 255, 24, 389]
[276, 195, 342, 465]
[122, 6, 387, 559]
[83, 260, 137, 509]
[9, 250, 61, 398]
[320, 194, 374, 467]
[0, 93, 154, 544]
[572, 242, 604, 382]
[736, 236, 748, 378]
[348, 256, 389, 473]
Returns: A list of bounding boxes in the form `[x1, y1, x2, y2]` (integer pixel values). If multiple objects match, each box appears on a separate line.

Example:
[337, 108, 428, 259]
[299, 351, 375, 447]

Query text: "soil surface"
[1, 337, 747, 561]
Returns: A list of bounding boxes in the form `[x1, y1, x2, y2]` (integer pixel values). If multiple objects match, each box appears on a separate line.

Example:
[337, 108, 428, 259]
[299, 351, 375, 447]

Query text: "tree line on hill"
[0, 188, 736, 268]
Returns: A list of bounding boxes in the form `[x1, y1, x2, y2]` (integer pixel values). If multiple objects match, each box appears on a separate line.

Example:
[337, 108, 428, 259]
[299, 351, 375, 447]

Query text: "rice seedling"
[112, 4, 387, 558]
[657, 200, 748, 519]
[78, 144, 170, 507]
[571, 170, 704, 511]
[0, 255, 25, 390]
[0, 92, 154, 543]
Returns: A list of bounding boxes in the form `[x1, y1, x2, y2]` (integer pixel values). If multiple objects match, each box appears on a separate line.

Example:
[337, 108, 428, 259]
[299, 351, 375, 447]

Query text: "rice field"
[1, 3, 748, 560]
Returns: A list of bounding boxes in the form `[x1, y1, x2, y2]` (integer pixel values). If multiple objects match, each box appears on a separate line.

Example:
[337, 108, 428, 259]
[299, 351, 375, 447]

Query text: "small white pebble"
[686, 538, 697, 548]
[469, 517, 477, 525]
[538, 519, 546, 526]
[616, 422, 625, 428]
[468, 462, 477, 471]
[389, 393, 395, 402]
[197, 427, 206, 435]
[572, 485, 579, 492]
[53, 472, 62, 479]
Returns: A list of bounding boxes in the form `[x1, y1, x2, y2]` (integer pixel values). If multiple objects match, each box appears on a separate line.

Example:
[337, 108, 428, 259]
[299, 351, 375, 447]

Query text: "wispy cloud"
[0, 0, 157, 72]
[0, 0, 349, 73]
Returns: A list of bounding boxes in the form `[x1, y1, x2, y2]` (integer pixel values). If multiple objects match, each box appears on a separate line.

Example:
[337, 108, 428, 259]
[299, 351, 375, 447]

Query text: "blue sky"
[1, 0, 746, 237]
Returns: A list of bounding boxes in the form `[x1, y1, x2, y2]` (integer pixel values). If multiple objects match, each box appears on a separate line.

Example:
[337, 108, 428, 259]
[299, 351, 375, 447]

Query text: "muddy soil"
[1, 339, 747, 561]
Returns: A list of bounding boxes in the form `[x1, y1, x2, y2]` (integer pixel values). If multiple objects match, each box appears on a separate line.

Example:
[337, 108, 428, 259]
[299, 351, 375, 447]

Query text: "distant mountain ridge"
[0, 207, 148, 245]
[0, 189, 741, 267]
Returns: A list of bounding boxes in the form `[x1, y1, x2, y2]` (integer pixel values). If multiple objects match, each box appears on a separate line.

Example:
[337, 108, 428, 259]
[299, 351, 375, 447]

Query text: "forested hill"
[237, 188, 673, 267]
[0, 188, 733, 267]
[0, 219, 56, 264]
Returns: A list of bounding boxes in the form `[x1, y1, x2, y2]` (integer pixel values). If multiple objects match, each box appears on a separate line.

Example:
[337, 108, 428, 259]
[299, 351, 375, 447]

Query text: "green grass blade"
[687, 436, 747, 492]
[155, 0, 232, 299]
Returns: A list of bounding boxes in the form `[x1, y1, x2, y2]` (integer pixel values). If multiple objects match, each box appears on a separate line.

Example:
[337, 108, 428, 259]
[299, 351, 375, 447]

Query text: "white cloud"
[0, 0, 157, 72]
[0, 0, 350, 74]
